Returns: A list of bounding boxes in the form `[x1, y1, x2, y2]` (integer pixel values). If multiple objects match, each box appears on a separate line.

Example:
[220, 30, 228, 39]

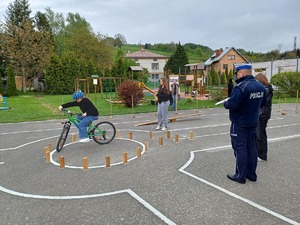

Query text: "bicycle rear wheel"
[92, 121, 116, 144]
[56, 123, 71, 152]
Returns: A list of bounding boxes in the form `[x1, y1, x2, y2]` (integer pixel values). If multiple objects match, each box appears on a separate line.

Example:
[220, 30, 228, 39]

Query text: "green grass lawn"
[1, 92, 298, 123]
[0, 93, 217, 123]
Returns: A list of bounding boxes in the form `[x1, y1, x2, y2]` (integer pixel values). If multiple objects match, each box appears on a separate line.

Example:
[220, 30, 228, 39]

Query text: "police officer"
[224, 64, 267, 184]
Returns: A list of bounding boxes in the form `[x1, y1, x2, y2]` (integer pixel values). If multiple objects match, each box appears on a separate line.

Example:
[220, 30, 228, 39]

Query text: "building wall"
[252, 58, 299, 82]
[135, 58, 168, 82]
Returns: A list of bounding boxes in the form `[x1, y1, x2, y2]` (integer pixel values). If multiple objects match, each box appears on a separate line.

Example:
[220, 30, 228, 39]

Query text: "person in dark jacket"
[255, 73, 273, 161]
[227, 78, 234, 97]
[224, 64, 267, 184]
[156, 77, 171, 131]
[58, 90, 99, 143]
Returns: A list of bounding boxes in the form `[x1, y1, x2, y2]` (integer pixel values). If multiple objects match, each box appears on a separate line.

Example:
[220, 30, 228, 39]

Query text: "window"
[151, 74, 159, 79]
[153, 59, 157, 61]
[152, 63, 159, 70]
[227, 55, 235, 60]
[223, 64, 228, 70]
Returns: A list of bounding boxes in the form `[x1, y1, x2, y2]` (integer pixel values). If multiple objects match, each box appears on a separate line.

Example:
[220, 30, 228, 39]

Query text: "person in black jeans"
[255, 73, 273, 161]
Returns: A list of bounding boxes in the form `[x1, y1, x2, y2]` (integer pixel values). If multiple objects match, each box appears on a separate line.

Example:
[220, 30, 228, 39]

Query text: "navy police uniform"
[224, 64, 267, 183]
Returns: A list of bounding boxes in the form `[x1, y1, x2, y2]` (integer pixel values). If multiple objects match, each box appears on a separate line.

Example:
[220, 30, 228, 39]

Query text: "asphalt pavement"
[0, 104, 299, 225]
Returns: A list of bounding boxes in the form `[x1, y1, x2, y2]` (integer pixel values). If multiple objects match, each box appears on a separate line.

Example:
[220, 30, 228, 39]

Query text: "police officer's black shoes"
[227, 174, 246, 184]
[246, 176, 257, 182]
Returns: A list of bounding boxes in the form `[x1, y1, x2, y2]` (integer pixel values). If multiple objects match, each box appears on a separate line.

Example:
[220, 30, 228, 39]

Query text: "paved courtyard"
[0, 104, 299, 225]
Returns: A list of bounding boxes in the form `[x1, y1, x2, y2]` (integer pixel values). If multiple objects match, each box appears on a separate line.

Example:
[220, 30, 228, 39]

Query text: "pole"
[271, 58, 273, 77]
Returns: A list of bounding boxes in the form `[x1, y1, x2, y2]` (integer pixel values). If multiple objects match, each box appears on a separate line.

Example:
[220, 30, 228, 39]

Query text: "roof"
[129, 66, 143, 71]
[184, 63, 205, 70]
[125, 48, 169, 59]
[204, 47, 249, 66]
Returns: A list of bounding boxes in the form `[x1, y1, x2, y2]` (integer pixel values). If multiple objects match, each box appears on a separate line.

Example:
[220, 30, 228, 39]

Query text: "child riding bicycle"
[58, 90, 99, 143]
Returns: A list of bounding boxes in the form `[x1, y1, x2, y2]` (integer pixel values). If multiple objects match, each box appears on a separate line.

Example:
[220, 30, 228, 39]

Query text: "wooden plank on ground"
[135, 113, 201, 126]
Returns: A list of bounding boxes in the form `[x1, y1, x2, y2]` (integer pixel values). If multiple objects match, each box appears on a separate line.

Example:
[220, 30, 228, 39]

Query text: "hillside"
[121, 43, 299, 64]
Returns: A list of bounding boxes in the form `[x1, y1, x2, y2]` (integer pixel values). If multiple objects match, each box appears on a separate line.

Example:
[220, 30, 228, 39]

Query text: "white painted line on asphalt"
[0, 186, 176, 225]
[179, 135, 300, 225]
[0, 136, 59, 152]
[0, 162, 4, 165]
[50, 138, 146, 169]
[0, 128, 65, 135]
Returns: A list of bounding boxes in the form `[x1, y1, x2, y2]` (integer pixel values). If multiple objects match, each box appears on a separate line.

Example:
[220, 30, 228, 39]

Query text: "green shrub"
[271, 72, 300, 96]
[211, 90, 227, 101]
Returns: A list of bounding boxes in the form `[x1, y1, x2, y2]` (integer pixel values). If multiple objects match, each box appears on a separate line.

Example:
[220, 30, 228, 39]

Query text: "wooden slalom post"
[149, 131, 153, 140]
[137, 147, 142, 158]
[175, 134, 179, 143]
[106, 155, 110, 168]
[159, 136, 163, 146]
[45, 151, 50, 163]
[122, 152, 128, 164]
[129, 131, 133, 139]
[83, 157, 88, 171]
[116, 130, 120, 139]
[166, 130, 171, 139]
[59, 156, 65, 169]
[189, 130, 193, 140]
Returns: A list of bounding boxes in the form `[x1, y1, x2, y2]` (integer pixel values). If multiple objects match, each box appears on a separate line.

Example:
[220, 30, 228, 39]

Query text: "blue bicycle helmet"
[72, 90, 84, 100]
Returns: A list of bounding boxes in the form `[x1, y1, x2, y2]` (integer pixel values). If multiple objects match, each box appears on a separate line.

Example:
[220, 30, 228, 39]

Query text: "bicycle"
[56, 109, 116, 152]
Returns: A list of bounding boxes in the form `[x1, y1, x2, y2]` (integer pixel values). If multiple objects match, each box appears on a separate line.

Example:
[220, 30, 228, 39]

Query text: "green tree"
[5, 65, 17, 96]
[164, 42, 189, 74]
[270, 72, 300, 96]
[221, 71, 227, 85]
[2, 21, 53, 93]
[5, 0, 32, 26]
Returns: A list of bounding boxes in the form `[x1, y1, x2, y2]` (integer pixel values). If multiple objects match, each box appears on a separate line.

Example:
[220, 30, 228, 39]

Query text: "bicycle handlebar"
[61, 109, 81, 116]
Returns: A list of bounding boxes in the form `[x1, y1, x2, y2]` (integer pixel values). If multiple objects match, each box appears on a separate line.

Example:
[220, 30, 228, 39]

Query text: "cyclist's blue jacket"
[224, 75, 267, 126]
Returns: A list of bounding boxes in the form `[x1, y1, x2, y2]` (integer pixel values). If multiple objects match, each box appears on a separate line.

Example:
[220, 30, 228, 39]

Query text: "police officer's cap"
[234, 64, 252, 74]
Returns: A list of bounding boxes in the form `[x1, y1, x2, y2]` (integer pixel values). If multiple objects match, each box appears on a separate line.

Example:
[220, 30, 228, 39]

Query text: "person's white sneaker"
[79, 138, 90, 143]
[156, 125, 161, 130]
[161, 126, 167, 131]
[257, 157, 264, 162]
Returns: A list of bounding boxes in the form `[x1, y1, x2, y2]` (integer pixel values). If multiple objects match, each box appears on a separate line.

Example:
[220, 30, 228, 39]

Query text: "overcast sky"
[1, 0, 299, 53]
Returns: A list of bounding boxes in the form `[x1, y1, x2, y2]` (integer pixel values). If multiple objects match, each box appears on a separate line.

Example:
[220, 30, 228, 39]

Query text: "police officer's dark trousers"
[230, 123, 258, 181]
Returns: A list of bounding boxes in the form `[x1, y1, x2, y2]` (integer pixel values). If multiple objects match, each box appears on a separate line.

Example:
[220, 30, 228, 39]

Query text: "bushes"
[271, 72, 300, 96]
[117, 80, 144, 107]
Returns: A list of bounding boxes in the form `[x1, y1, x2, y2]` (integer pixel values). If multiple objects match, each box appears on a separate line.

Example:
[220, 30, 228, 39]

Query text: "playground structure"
[0, 94, 9, 110]
[74, 77, 124, 100]
[168, 64, 209, 98]
[138, 82, 158, 102]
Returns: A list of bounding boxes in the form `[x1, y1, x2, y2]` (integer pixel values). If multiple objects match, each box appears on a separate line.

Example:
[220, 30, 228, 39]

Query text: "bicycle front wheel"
[92, 121, 116, 144]
[56, 123, 71, 152]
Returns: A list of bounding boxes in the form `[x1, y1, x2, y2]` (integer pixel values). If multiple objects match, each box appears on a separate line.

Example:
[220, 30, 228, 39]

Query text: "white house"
[125, 48, 169, 82]
[252, 58, 299, 82]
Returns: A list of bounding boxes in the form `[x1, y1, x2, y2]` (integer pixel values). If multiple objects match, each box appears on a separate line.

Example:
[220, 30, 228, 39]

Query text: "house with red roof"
[125, 48, 169, 82]
[205, 47, 249, 74]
